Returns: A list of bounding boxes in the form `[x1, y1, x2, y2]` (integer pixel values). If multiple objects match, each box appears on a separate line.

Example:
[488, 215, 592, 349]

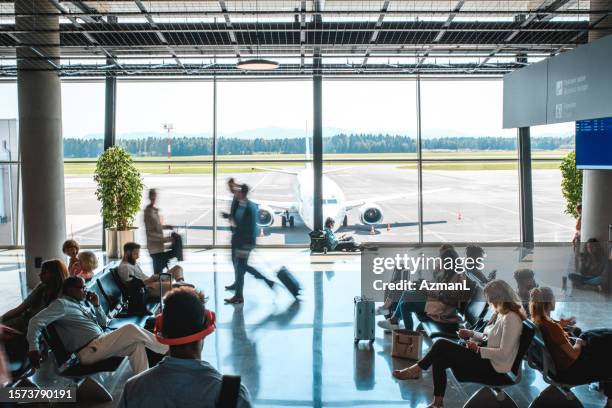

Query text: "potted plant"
[94, 146, 144, 258]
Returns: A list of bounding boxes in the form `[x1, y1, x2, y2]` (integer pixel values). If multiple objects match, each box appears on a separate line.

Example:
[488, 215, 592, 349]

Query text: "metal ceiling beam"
[46, 0, 125, 72]
[217, 0, 241, 59]
[433, 0, 465, 42]
[133, 0, 184, 70]
[505, 0, 574, 42]
[300, 0, 306, 70]
[362, 0, 390, 66]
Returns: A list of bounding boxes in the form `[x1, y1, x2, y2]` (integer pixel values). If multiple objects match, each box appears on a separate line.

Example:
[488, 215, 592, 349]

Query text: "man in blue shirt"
[118, 287, 252, 408]
[323, 217, 360, 251]
[225, 184, 275, 304]
[27, 276, 168, 375]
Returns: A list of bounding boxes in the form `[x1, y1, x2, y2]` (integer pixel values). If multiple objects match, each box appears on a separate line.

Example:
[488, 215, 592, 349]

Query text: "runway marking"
[479, 202, 574, 231]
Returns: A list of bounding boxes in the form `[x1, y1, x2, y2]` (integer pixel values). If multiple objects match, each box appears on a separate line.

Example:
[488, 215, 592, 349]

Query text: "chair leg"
[76, 376, 113, 402]
[464, 387, 519, 408]
[528, 385, 584, 408]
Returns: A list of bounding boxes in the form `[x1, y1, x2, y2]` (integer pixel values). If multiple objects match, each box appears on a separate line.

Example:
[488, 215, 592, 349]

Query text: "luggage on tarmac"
[309, 229, 328, 253]
[354, 296, 375, 344]
[277, 266, 301, 299]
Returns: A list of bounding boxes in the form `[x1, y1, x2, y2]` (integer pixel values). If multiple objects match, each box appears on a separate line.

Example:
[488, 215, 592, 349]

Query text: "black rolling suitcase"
[309, 229, 328, 253]
[277, 266, 302, 299]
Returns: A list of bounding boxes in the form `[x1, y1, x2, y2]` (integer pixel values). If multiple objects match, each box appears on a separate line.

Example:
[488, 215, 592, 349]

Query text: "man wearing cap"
[118, 287, 252, 408]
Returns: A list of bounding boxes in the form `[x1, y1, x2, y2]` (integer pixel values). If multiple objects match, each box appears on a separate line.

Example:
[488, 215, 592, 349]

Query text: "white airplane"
[201, 137, 448, 232]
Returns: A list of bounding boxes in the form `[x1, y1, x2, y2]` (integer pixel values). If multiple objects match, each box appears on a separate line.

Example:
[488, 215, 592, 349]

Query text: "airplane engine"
[359, 203, 383, 225]
[256, 205, 275, 227]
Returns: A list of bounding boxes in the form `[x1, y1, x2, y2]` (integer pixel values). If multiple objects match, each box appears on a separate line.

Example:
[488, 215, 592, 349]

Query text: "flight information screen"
[576, 117, 612, 169]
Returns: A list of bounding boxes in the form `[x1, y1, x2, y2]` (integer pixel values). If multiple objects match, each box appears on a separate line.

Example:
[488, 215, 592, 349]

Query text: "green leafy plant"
[560, 151, 582, 219]
[94, 147, 144, 230]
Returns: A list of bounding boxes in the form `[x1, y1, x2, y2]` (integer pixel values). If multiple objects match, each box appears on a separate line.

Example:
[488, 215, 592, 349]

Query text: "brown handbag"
[391, 329, 423, 360]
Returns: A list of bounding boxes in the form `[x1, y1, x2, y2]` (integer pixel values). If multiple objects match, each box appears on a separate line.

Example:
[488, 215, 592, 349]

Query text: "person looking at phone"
[26, 276, 168, 375]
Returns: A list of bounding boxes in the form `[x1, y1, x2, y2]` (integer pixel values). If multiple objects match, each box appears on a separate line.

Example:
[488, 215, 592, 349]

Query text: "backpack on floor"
[309, 229, 328, 253]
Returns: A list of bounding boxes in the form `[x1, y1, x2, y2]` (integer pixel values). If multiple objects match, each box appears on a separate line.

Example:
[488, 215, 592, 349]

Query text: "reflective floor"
[0, 249, 610, 408]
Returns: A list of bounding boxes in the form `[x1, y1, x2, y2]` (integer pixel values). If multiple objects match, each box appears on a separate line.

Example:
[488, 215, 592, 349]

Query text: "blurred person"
[0, 326, 10, 386]
[570, 238, 606, 287]
[225, 184, 275, 305]
[62, 239, 82, 277]
[464, 245, 496, 285]
[118, 242, 187, 299]
[530, 287, 612, 407]
[118, 287, 252, 407]
[1, 260, 67, 334]
[378, 245, 469, 332]
[27, 276, 168, 375]
[393, 280, 526, 408]
[324, 217, 360, 252]
[77, 251, 98, 282]
[514, 268, 538, 313]
[144, 189, 175, 274]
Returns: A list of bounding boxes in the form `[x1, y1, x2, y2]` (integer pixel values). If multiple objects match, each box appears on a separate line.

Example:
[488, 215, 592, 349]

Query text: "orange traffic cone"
[387, 223, 391, 232]
[370, 225, 376, 235]
[259, 228, 265, 237]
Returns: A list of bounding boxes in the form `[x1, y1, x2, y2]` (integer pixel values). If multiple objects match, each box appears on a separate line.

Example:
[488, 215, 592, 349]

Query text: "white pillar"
[16, 0, 66, 288]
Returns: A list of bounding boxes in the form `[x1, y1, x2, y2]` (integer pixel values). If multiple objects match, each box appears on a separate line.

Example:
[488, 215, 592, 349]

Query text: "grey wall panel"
[547, 35, 612, 124]
[503, 61, 548, 129]
[503, 35, 612, 128]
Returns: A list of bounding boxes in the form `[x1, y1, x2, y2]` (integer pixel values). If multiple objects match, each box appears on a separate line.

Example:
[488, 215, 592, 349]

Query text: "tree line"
[63, 133, 574, 158]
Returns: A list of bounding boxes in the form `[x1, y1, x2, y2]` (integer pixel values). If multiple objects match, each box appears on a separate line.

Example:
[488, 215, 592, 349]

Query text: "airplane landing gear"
[281, 215, 287, 227]
[343, 215, 348, 227]
[282, 211, 294, 228]
[289, 216, 295, 228]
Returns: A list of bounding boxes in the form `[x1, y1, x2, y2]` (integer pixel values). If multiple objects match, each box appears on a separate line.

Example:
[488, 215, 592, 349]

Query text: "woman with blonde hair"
[77, 251, 98, 282]
[393, 280, 526, 408]
[62, 239, 82, 277]
[529, 287, 612, 407]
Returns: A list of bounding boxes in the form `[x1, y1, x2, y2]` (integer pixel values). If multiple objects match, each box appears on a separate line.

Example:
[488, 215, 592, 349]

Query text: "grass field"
[64, 150, 570, 175]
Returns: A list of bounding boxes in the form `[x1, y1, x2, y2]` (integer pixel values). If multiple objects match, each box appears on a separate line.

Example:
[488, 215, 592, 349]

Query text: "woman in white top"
[393, 280, 526, 408]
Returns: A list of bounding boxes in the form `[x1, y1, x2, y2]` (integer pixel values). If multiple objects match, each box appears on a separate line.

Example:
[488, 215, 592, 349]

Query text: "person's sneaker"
[375, 305, 389, 316]
[377, 319, 400, 333]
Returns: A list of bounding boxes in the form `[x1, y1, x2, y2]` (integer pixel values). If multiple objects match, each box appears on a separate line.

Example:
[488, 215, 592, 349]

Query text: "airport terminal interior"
[1, 1, 612, 407]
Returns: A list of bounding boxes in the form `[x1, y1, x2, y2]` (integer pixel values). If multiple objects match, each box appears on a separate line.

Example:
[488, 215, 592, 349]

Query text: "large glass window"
[420, 80, 520, 242]
[0, 84, 20, 246]
[62, 82, 105, 245]
[216, 80, 312, 245]
[531, 122, 576, 242]
[116, 81, 215, 246]
[323, 80, 419, 243]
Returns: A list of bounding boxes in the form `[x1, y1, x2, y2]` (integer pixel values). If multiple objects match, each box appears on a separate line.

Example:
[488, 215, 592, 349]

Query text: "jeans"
[151, 251, 174, 274]
[395, 289, 427, 330]
[232, 248, 273, 298]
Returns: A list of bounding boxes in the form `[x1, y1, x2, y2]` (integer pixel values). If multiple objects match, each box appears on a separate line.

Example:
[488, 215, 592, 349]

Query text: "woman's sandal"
[392, 367, 421, 380]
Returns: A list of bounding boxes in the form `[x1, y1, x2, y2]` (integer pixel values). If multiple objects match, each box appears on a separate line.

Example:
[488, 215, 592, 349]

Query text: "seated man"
[323, 217, 360, 252]
[27, 276, 168, 375]
[118, 287, 252, 408]
[118, 242, 185, 299]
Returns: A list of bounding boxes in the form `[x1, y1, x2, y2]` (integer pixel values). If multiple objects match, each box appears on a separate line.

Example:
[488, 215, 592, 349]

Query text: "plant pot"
[105, 227, 137, 259]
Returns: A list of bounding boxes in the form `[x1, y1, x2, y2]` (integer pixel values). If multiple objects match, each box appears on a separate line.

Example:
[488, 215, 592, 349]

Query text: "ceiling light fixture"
[236, 0, 279, 71]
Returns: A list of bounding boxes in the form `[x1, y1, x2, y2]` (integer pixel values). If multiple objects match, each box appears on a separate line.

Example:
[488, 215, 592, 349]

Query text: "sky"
[0, 80, 574, 138]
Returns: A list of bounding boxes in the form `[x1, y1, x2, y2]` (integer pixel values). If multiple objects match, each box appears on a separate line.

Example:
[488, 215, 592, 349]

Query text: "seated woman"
[323, 217, 360, 252]
[1, 260, 68, 359]
[569, 238, 606, 288]
[392, 280, 526, 408]
[62, 239, 82, 277]
[378, 245, 468, 332]
[77, 251, 98, 282]
[530, 287, 612, 407]
[464, 245, 496, 285]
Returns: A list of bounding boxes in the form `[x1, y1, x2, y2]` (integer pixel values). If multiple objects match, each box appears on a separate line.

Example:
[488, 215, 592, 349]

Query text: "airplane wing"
[343, 188, 449, 210]
[173, 192, 296, 212]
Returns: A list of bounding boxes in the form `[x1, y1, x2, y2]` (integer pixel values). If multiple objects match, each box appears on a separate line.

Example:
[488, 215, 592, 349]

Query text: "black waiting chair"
[42, 324, 124, 402]
[526, 326, 588, 408]
[459, 320, 536, 408]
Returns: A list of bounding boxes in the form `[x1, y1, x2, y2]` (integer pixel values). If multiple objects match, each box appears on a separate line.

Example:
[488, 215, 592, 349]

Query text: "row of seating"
[404, 277, 598, 408]
[406, 278, 535, 408]
[38, 262, 161, 402]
